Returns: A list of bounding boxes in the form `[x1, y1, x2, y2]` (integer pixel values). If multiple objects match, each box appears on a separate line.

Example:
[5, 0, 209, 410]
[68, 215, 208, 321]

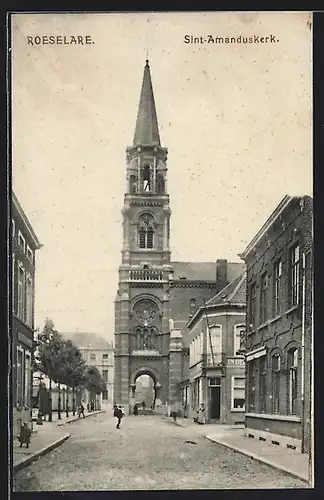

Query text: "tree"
[34, 318, 66, 422]
[83, 365, 106, 411]
[60, 340, 86, 416]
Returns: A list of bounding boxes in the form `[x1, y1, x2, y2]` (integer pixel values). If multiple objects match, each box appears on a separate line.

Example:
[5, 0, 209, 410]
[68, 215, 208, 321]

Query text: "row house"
[12, 192, 42, 435]
[239, 195, 313, 454]
[187, 272, 246, 424]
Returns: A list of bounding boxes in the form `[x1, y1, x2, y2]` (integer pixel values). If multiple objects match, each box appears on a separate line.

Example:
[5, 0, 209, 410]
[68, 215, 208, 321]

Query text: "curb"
[57, 409, 105, 426]
[205, 435, 309, 484]
[13, 434, 71, 474]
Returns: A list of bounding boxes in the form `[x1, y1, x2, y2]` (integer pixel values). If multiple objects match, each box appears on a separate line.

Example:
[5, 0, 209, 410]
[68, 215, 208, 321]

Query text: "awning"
[246, 346, 266, 362]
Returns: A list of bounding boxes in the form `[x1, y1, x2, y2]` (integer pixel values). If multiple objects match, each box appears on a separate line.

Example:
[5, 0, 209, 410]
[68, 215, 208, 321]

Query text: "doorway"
[135, 374, 156, 411]
[209, 377, 221, 420]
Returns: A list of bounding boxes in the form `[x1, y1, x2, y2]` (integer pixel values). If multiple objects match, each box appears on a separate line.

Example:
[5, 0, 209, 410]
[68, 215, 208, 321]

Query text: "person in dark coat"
[78, 403, 85, 418]
[114, 405, 123, 429]
[19, 422, 31, 448]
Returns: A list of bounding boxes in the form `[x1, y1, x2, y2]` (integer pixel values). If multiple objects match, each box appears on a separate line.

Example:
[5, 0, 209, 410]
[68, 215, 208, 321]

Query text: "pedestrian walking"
[114, 405, 123, 429]
[78, 402, 85, 418]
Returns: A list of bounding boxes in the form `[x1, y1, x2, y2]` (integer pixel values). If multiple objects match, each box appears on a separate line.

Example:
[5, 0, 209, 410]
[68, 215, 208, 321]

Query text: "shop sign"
[227, 357, 245, 367]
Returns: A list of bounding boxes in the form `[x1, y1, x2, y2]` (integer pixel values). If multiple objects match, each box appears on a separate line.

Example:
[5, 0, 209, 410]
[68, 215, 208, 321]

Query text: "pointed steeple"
[133, 60, 161, 147]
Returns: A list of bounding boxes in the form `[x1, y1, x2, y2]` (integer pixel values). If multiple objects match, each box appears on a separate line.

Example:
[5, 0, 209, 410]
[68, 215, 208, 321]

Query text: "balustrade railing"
[129, 269, 164, 281]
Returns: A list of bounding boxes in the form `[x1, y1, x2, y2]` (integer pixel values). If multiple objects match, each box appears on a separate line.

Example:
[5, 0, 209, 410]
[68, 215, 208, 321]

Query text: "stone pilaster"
[169, 326, 183, 413]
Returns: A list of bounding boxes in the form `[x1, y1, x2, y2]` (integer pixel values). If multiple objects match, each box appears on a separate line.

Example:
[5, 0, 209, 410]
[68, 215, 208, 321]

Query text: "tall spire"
[133, 60, 161, 147]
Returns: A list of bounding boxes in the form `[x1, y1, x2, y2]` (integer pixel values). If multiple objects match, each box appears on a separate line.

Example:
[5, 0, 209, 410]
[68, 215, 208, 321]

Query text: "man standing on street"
[114, 405, 123, 429]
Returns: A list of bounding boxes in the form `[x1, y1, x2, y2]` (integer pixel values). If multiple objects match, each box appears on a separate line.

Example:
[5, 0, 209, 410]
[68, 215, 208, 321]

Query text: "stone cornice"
[171, 281, 219, 289]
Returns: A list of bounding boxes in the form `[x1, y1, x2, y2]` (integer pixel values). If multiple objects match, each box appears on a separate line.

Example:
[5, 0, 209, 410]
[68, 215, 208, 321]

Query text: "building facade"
[240, 195, 313, 453]
[114, 60, 245, 415]
[63, 332, 114, 406]
[187, 273, 246, 424]
[12, 192, 42, 435]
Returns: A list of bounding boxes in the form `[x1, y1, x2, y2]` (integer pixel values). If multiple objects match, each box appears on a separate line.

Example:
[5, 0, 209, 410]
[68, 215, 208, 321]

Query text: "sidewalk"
[205, 427, 310, 485]
[13, 409, 105, 473]
[165, 417, 310, 484]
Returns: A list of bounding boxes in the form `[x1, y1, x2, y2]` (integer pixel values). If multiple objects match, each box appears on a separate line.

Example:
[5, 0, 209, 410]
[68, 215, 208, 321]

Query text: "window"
[26, 275, 33, 327]
[12, 253, 15, 313]
[234, 324, 245, 355]
[289, 245, 300, 307]
[260, 273, 268, 324]
[249, 283, 257, 329]
[209, 377, 221, 387]
[189, 298, 196, 316]
[26, 245, 33, 263]
[135, 326, 156, 350]
[18, 264, 25, 320]
[146, 229, 154, 249]
[102, 353, 108, 360]
[273, 260, 282, 316]
[207, 325, 222, 364]
[18, 231, 26, 253]
[138, 213, 155, 249]
[12, 219, 15, 239]
[16, 348, 24, 407]
[24, 352, 31, 408]
[259, 356, 267, 413]
[139, 230, 146, 248]
[288, 348, 298, 414]
[90, 353, 96, 362]
[232, 376, 245, 411]
[272, 354, 281, 413]
[248, 360, 256, 412]
[102, 370, 108, 383]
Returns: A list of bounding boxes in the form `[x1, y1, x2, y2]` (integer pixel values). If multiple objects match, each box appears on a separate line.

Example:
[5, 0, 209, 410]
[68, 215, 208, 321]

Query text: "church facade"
[114, 61, 245, 415]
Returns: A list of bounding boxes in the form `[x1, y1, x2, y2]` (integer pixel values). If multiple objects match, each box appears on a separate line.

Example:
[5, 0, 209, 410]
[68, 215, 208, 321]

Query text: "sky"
[11, 12, 312, 340]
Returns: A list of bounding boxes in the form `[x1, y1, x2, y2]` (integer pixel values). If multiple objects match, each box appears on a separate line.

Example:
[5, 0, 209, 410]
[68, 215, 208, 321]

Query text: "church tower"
[114, 61, 174, 414]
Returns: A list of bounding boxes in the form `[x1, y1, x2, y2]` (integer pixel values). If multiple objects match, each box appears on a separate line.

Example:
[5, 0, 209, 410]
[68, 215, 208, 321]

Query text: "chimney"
[216, 259, 228, 290]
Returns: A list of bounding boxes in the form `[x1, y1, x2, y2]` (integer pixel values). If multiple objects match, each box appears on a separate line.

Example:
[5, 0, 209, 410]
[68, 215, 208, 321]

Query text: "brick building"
[12, 192, 42, 435]
[114, 60, 244, 415]
[186, 273, 246, 424]
[239, 195, 313, 453]
[63, 332, 114, 406]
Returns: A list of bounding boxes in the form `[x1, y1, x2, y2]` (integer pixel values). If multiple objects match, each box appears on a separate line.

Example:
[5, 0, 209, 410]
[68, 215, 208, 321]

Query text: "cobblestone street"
[13, 413, 307, 491]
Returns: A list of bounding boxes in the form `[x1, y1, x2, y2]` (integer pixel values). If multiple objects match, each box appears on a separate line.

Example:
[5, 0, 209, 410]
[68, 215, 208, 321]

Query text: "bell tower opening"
[129, 174, 137, 194]
[143, 164, 151, 192]
[156, 173, 165, 194]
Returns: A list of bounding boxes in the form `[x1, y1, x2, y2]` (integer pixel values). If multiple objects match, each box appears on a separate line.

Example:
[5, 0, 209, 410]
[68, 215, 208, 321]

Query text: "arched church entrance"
[129, 367, 163, 415]
[134, 374, 155, 412]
